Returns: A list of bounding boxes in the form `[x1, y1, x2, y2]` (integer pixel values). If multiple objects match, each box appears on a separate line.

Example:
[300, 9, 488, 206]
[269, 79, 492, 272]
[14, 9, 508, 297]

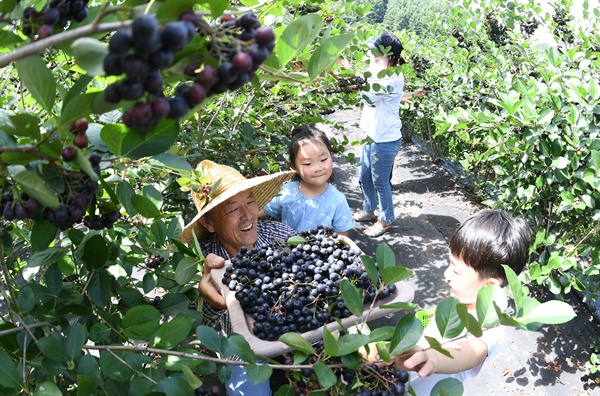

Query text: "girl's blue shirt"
[263, 181, 354, 233]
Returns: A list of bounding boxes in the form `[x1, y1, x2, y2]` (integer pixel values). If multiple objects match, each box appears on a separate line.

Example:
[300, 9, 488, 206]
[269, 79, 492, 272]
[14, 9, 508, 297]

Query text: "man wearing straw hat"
[180, 159, 295, 396]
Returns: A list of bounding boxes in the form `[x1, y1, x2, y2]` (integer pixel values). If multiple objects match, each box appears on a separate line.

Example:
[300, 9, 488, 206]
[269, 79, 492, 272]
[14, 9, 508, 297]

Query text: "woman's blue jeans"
[359, 138, 402, 225]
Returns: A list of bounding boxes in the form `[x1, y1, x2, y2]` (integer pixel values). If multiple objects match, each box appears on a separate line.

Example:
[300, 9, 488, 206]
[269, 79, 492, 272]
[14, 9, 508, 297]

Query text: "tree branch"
[0, 20, 132, 68]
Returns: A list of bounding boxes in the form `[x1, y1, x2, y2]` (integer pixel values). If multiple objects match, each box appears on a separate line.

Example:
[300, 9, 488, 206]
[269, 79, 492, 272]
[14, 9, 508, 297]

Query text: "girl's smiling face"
[291, 138, 333, 188]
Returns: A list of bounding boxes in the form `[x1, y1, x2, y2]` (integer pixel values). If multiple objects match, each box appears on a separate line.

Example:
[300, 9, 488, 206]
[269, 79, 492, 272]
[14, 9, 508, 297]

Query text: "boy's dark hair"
[288, 124, 335, 182]
[449, 209, 531, 285]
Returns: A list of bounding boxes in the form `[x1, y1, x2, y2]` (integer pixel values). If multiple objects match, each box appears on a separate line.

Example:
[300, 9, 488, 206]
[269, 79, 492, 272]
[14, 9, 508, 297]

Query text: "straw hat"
[180, 160, 294, 244]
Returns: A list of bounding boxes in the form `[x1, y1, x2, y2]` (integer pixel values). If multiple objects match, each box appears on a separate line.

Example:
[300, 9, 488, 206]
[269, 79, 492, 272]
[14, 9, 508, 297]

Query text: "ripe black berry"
[254, 27, 275, 47]
[161, 21, 189, 52]
[196, 65, 218, 88]
[232, 52, 253, 72]
[168, 96, 189, 119]
[73, 134, 88, 149]
[109, 30, 132, 54]
[62, 146, 77, 162]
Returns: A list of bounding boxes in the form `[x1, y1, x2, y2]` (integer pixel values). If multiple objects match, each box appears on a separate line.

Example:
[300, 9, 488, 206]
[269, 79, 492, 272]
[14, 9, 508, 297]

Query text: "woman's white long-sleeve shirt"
[358, 72, 405, 143]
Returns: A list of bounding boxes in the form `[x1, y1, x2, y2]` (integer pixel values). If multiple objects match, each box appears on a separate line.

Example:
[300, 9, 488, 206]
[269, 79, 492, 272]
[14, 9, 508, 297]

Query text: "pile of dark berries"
[1, 151, 120, 231]
[222, 227, 397, 341]
[21, 0, 89, 38]
[144, 254, 165, 269]
[104, 11, 276, 130]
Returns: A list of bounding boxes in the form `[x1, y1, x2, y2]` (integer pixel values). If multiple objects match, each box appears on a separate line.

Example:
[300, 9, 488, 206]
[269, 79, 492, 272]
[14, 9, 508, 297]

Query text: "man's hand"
[198, 253, 227, 310]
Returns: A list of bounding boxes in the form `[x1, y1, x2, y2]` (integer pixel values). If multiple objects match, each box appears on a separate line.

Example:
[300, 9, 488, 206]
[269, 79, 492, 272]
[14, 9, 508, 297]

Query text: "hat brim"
[180, 170, 294, 244]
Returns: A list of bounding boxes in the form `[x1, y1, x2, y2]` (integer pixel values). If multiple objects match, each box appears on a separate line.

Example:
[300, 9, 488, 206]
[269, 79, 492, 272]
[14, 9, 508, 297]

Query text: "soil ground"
[321, 108, 600, 395]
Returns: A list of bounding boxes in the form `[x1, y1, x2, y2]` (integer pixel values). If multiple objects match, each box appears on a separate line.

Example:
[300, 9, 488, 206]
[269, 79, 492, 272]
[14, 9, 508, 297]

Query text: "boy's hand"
[392, 347, 435, 377]
[198, 253, 227, 310]
[359, 342, 380, 362]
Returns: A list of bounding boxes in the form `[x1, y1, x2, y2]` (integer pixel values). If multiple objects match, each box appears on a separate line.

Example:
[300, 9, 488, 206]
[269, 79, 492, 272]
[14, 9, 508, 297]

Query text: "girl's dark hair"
[449, 209, 531, 286]
[372, 33, 406, 68]
[289, 124, 335, 182]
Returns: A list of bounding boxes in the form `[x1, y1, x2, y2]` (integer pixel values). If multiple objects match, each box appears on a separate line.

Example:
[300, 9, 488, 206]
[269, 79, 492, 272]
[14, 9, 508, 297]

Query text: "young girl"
[353, 33, 425, 237]
[259, 124, 354, 236]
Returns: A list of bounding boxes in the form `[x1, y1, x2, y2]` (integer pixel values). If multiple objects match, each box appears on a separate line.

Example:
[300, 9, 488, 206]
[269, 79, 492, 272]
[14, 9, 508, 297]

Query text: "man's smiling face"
[200, 189, 259, 257]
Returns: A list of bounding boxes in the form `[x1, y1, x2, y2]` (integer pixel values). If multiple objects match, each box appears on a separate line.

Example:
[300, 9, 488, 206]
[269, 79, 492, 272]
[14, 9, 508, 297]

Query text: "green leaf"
[314, 361, 337, 388]
[121, 119, 179, 160]
[552, 156, 570, 169]
[71, 37, 109, 76]
[83, 234, 109, 270]
[89, 323, 111, 343]
[340, 279, 363, 317]
[117, 180, 137, 216]
[32, 381, 62, 396]
[308, 33, 354, 79]
[376, 243, 396, 270]
[66, 323, 86, 362]
[275, 14, 323, 68]
[12, 170, 60, 209]
[287, 235, 306, 246]
[45, 263, 63, 296]
[279, 332, 315, 355]
[100, 123, 127, 157]
[148, 153, 192, 171]
[87, 269, 112, 308]
[196, 325, 222, 354]
[99, 350, 135, 381]
[27, 247, 69, 268]
[456, 304, 482, 337]
[174, 257, 198, 285]
[16, 56, 56, 114]
[435, 297, 465, 339]
[360, 254, 379, 285]
[181, 365, 203, 390]
[476, 285, 506, 328]
[131, 195, 161, 218]
[381, 266, 413, 285]
[376, 342, 391, 362]
[17, 286, 35, 313]
[150, 316, 194, 350]
[517, 300, 576, 325]
[63, 75, 93, 110]
[151, 220, 168, 246]
[223, 334, 256, 363]
[368, 326, 395, 342]
[31, 220, 58, 252]
[322, 326, 339, 357]
[122, 305, 161, 340]
[0, 348, 22, 389]
[37, 335, 68, 362]
[389, 314, 423, 356]
[143, 273, 157, 293]
[430, 377, 464, 396]
[8, 113, 41, 139]
[503, 265, 524, 312]
[423, 336, 453, 359]
[336, 334, 370, 356]
[73, 146, 99, 181]
[245, 363, 272, 385]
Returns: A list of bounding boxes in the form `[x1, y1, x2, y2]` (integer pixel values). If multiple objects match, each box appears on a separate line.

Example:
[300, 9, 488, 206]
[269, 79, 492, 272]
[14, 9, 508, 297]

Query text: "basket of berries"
[210, 226, 415, 357]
